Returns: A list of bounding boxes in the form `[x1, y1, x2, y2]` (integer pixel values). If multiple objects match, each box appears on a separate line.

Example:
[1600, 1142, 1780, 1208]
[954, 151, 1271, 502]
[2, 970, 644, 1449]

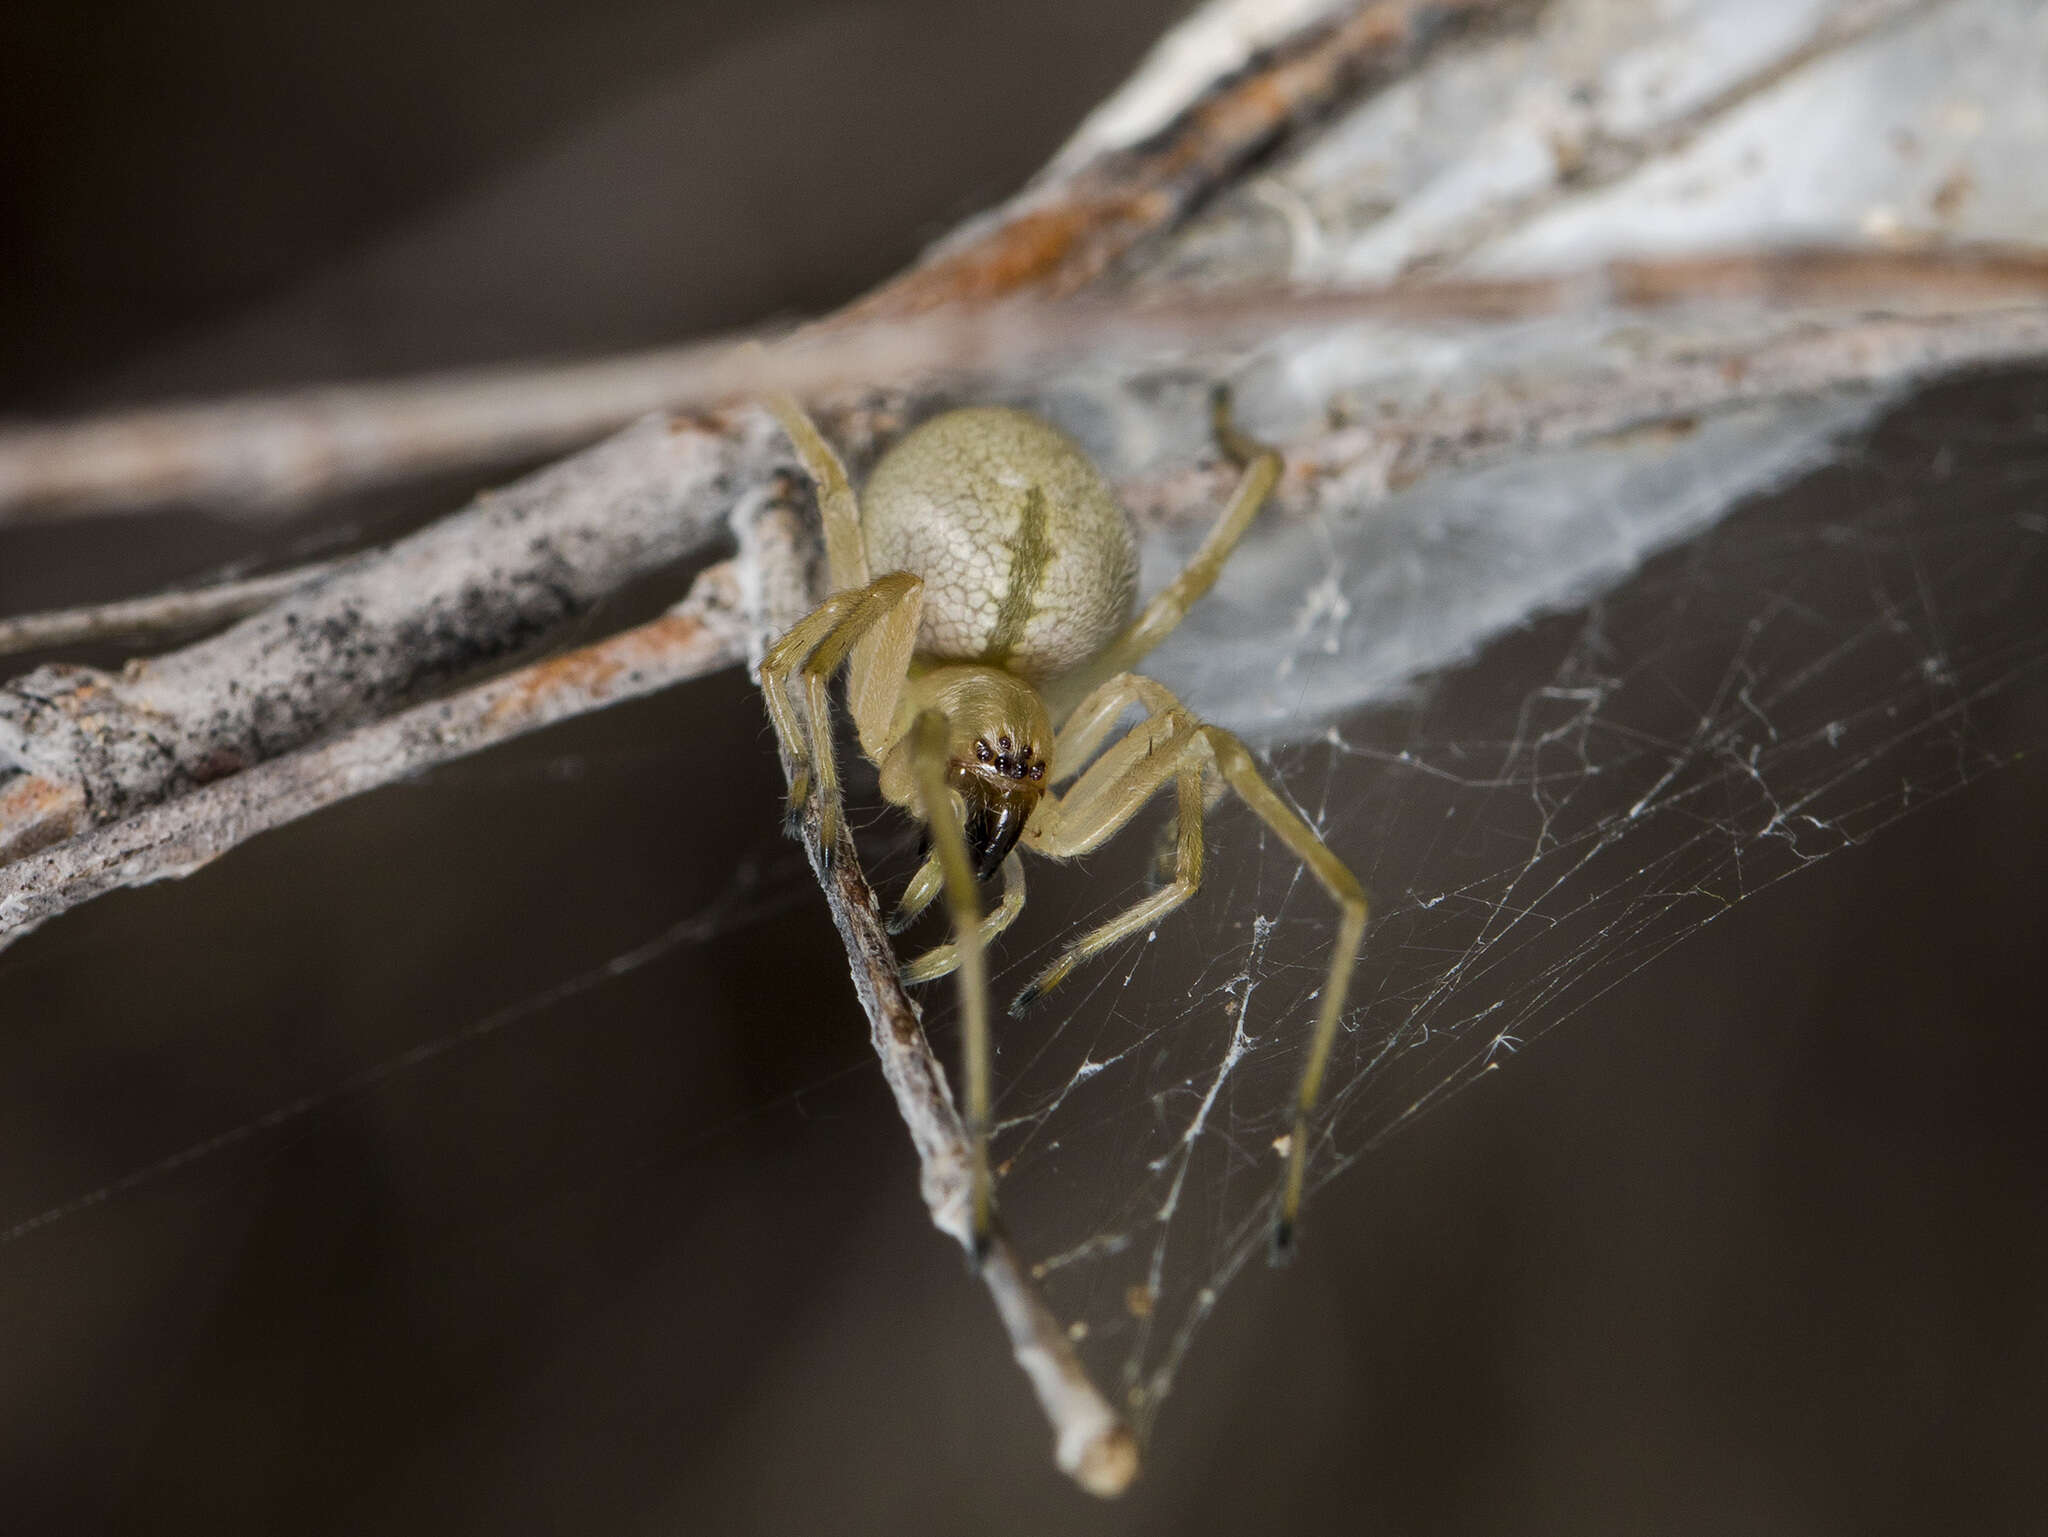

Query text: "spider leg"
[899, 851, 1025, 983]
[758, 573, 923, 849]
[888, 853, 943, 933]
[1048, 387, 1279, 714]
[1013, 683, 1205, 1013]
[1022, 684, 1368, 1261]
[903, 708, 997, 1261]
[768, 394, 924, 778]
[1013, 754, 1208, 1014]
[1047, 672, 1184, 785]
[766, 393, 869, 595]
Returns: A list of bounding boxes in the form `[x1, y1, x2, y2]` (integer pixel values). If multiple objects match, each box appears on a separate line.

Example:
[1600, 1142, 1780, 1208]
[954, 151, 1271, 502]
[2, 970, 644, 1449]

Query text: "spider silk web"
[891, 365, 2048, 1435]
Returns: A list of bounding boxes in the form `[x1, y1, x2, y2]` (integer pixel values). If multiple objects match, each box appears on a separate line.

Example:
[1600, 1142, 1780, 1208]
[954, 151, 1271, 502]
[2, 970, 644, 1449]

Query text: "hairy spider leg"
[768, 390, 920, 725]
[1048, 671, 1185, 781]
[887, 856, 944, 933]
[1013, 688, 1367, 1260]
[899, 852, 1025, 984]
[1046, 388, 1281, 716]
[766, 393, 868, 593]
[1011, 749, 1209, 1012]
[758, 572, 924, 848]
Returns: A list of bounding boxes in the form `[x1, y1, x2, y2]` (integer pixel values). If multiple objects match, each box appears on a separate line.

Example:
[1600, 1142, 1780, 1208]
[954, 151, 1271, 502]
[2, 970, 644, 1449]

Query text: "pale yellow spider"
[759, 390, 1367, 1261]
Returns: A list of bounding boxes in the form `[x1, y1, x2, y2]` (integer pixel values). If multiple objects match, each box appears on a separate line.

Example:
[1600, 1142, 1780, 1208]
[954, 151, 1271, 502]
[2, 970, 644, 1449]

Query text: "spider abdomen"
[862, 407, 1139, 679]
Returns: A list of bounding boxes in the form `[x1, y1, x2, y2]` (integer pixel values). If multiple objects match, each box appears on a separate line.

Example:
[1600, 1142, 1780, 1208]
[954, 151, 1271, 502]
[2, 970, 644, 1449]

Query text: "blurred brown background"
[2, 3, 2044, 1533]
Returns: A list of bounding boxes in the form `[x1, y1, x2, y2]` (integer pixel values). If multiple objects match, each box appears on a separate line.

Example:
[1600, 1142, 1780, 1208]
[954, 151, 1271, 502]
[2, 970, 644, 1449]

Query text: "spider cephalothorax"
[887, 662, 1052, 880]
[760, 393, 1367, 1260]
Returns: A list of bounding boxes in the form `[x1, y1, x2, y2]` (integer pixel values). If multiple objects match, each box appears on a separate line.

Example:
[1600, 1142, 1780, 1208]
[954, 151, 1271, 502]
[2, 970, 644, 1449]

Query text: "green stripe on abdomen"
[985, 486, 1051, 663]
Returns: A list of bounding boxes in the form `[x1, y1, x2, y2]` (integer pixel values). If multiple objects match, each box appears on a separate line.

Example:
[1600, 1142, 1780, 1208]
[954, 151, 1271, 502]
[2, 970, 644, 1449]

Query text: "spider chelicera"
[758, 389, 1367, 1260]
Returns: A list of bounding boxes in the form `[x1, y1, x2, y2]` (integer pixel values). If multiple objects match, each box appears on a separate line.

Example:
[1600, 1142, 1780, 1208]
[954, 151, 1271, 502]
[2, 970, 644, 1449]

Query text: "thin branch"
[0, 0, 1521, 529]
[1119, 305, 2048, 528]
[11, 246, 2048, 524]
[0, 563, 339, 658]
[733, 495, 1139, 1499]
[8, 275, 2048, 863]
[0, 560, 745, 948]
[0, 408, 781, 830]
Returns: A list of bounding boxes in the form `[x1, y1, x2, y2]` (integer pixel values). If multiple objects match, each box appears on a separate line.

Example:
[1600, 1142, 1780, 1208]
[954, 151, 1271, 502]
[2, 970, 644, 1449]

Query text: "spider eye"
[974, 740, 992, 763]
[997, 734, 1011, 751]
[1029, 763, 1045, 780]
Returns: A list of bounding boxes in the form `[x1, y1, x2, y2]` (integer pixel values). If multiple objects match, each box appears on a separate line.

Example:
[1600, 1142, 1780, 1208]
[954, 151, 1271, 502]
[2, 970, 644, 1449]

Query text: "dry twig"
[7, 269, 2048, 895]
[0, 559, 746, 945]
[733, 493, 1139, 1498]
[0, 0, 1522, 526]
[11, 246, 2048, 525]
[0, 408, 783, 851]
[0, 563, 340, 658]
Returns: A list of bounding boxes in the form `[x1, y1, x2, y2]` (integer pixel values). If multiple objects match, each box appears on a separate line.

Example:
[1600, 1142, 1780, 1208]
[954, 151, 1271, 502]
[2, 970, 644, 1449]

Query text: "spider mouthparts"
[969, 1228, 994, 1271]
[955, 775, 1035, 882]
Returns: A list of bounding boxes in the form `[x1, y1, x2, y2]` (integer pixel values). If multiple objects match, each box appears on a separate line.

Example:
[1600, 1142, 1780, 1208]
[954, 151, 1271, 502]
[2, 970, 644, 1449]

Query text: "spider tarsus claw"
[1268, 1217, 1296, 1266]
[1009, 983, 1041, 1018]
[885, 908, 913, 935]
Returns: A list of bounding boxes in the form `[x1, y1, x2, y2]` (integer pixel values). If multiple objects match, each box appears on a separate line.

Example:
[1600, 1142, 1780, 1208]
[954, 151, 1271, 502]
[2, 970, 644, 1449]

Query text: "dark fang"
[962, 790, 1028, 882]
